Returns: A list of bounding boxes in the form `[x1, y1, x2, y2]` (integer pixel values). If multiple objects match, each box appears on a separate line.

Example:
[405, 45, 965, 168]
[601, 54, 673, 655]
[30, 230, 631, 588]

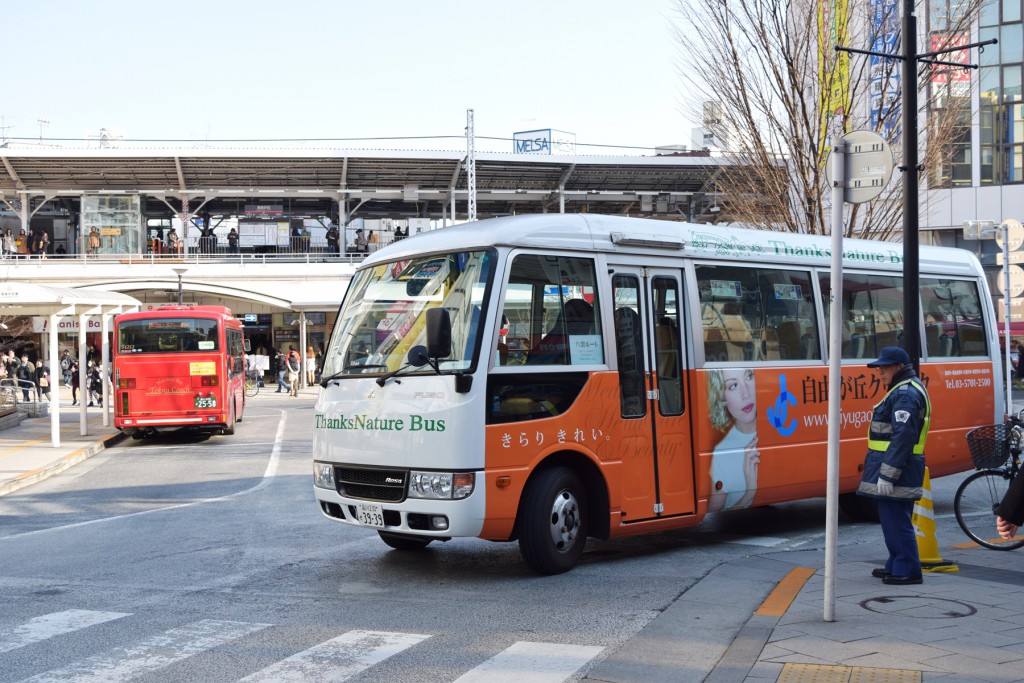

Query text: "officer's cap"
[866, 346, 910, 368]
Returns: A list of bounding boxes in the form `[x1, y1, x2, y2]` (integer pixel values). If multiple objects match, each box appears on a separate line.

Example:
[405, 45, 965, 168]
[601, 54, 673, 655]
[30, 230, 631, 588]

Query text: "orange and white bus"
[312, 215, 1001, 573]
[113, 305, 247, 439]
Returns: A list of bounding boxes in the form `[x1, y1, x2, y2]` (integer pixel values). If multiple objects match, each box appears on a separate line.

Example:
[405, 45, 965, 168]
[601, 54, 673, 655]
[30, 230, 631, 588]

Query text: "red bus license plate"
[194, 396, 217, 408]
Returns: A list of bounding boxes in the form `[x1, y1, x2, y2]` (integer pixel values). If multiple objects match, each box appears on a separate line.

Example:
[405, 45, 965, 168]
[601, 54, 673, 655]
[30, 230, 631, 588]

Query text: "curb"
[0, 431, 126, 498]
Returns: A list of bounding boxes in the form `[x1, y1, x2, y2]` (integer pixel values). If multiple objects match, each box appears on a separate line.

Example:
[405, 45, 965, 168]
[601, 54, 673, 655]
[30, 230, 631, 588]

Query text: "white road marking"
[19, 619, 269, 683]
[0, 610, 130, 653]
[240, 629, 430, 682]
[0, 412, 288, 541]
[452, 641, 604, 683]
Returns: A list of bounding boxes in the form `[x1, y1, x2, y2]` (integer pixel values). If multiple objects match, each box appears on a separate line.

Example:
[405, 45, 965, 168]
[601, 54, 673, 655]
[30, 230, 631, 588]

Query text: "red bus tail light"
[200, 376, 220, 387]
[118, 378, 136, 389]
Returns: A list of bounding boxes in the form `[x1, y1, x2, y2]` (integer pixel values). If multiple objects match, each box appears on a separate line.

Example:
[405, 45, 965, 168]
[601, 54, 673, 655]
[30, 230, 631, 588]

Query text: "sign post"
[824, 130, 893, 622]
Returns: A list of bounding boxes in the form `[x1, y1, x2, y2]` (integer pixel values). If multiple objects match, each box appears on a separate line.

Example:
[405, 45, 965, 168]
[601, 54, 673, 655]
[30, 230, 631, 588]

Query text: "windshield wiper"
[319, 364, 388, 387]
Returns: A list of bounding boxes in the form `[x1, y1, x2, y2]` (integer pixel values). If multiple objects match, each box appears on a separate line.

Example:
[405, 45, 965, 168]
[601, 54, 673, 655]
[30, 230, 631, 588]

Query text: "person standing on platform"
[326, 226, 339, 255]
[857, 346, 931, 586]
[227, 227, 239, 254]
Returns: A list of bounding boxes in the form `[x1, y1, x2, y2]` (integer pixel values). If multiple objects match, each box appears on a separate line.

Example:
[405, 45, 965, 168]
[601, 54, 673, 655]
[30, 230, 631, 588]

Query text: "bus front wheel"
[517, 466, 588, 575]
[378, 531, 433, 551]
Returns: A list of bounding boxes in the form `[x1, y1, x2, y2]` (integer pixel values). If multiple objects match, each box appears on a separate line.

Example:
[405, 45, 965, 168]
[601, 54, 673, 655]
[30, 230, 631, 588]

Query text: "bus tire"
[378, 531, 433, 551]
[838, 492, 879, 522]
[517, 466, 588, 575]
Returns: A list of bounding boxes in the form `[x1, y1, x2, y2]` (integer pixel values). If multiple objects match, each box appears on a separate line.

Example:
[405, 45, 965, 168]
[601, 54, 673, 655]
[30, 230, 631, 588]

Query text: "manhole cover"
[859, 595, 976, 618]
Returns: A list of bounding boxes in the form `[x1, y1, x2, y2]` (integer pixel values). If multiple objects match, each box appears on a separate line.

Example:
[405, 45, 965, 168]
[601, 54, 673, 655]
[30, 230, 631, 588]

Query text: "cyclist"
[997, 473, 1024, 539]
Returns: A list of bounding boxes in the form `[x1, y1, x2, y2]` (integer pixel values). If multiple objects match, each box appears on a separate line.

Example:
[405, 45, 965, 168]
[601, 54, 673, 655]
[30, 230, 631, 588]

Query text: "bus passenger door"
[611, 269, 696, 523]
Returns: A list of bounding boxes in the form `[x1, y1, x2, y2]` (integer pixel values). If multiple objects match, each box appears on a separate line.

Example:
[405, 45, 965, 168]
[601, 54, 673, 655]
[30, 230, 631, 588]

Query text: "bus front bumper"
[312, 482, 486, 539]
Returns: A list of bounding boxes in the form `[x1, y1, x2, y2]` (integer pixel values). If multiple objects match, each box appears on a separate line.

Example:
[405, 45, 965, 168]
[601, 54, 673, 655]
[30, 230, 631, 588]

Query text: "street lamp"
[171, 267, 188, 305]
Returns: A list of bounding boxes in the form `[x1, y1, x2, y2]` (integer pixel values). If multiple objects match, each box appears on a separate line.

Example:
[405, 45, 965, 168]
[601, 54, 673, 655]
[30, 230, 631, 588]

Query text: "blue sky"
[4, 0, 693, 154]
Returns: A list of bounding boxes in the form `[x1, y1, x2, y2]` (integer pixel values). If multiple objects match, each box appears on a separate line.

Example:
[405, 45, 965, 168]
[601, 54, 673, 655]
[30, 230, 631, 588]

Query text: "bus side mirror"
[426, 308, 452, 359]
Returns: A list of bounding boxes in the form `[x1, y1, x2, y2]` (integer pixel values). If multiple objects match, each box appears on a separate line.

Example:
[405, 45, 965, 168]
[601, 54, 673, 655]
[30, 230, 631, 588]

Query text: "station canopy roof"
[0, 146, 739, 221]
[0, 281, 140, 317]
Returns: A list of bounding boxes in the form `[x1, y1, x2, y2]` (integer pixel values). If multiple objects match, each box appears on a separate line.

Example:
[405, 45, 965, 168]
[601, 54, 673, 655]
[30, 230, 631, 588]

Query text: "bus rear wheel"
[378, 531, 433, 551]
[517, 466, 588, 575]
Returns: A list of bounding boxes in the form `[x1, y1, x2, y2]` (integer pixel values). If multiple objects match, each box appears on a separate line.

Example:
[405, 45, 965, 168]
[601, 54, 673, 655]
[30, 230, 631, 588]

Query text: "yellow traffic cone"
[913, 467, 959, 573]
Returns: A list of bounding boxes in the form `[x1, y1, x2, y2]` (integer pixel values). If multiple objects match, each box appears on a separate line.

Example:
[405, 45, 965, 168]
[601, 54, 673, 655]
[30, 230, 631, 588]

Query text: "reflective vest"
[867, 378, 931, 455]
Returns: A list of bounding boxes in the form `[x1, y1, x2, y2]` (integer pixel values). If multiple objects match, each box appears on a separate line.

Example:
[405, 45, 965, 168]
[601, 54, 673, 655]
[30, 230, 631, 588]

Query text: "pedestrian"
[1016, 343, 1024, 381]
[168, 228, 181, 255]
[393, 225, 405, 242]
[15, 354, 35, 402]
[227, 227, 239, 254]
[286, 346, 301, 397]
[70, 361, 80, 405]
[354, 229, 368, 254]
[88, 227, 101, 254]
[326, 225, 339, 255]
[274, 350, 290, 393]
[857, 346, 930, 586]
[87, 362, 103, 407]
[36, 361, 51, 402]
[60, 349, 73, 386]
[368, 229, 378, 251]
[306, 345, 317, 386]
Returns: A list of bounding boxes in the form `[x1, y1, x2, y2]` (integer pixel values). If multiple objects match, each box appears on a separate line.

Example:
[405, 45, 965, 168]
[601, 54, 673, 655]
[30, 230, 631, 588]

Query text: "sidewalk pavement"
[4, 387, 1024, 682]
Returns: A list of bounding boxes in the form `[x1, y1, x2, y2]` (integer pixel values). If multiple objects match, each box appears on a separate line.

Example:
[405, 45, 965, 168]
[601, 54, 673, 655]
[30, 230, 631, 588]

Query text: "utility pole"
[37, 118, 50, 143]
[839, 1, 996, 370]
[466, 109, 477, 223]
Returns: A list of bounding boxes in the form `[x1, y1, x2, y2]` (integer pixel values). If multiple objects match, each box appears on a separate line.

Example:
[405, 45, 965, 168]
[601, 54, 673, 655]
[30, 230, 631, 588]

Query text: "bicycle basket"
[966, 424, 1011, 469]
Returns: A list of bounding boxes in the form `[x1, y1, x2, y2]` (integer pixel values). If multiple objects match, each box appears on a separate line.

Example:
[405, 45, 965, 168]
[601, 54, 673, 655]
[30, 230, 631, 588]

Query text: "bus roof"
[360, 214, 981, 278]
[116, 305, 238, 322]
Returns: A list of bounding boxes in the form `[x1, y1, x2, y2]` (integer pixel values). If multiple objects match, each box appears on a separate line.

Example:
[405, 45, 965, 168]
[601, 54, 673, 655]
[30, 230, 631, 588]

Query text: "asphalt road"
[0, 394, 973, 683]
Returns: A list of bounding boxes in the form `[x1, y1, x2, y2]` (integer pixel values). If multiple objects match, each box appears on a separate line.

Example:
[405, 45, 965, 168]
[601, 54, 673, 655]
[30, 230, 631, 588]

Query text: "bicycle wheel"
[954, 470, 1024, 550]
[245, 378, 259, 397]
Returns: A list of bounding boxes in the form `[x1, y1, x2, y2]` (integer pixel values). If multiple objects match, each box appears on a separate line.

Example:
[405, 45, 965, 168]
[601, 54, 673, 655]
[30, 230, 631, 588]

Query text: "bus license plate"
[357, 503, 385, 528]
[194, 396, 217, 408]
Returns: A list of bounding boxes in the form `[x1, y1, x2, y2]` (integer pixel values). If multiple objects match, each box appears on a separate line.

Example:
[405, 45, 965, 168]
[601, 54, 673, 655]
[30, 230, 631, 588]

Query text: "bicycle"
[244, 369, 261, 398]
[955, 412, 1024, 550]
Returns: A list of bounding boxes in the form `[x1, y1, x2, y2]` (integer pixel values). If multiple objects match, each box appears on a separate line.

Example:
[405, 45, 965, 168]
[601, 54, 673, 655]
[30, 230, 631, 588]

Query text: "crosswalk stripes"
[238, 629, 431, 683]
[3, 610, 606, 683]
[453, 641, 605, 683]
[19, 619, 270, 683]
[0, 610, 130, 654]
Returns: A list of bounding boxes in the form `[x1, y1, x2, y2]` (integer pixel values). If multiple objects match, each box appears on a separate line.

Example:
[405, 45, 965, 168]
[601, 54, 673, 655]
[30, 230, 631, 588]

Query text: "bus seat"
[526, 299, 594, 364]
[777, 320, 802, 360]
[940, 333, 955, 356]
[925, 323, 941, 356]
[762, 327, 780, 360]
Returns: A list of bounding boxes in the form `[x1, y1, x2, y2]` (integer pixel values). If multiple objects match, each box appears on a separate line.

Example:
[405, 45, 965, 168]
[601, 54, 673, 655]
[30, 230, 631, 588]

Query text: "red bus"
[113, 305, 247, 438]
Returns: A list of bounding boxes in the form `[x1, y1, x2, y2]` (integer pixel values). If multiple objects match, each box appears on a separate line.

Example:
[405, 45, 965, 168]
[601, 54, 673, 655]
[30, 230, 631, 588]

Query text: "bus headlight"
[313, 462, 336, 489]
[408, 471, 475, 500]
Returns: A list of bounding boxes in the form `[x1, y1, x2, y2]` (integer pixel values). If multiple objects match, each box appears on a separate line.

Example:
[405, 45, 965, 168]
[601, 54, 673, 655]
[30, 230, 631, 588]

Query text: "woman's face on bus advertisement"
[722, 368, 757, 432]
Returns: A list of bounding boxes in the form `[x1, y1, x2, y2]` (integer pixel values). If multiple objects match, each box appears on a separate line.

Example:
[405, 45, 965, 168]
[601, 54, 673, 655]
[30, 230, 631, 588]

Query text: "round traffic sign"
[827, 130, 894, 205]
[997, 264, 1024, 297]
[997, 219, 1024, 252]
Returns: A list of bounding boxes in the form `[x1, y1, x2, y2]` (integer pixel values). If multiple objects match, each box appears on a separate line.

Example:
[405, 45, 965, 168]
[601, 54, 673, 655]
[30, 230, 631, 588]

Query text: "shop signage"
[32, 317, 103, 333]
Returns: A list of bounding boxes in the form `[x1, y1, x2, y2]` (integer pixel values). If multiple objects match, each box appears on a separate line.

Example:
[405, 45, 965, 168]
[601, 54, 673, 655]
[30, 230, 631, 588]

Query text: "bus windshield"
[323, 250, 494, 377]
[117, 318, 220, 354]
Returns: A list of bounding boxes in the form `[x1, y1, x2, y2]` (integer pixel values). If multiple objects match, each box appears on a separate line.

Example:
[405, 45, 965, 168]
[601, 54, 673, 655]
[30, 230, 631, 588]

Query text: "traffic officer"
[857, 346, 931, 585]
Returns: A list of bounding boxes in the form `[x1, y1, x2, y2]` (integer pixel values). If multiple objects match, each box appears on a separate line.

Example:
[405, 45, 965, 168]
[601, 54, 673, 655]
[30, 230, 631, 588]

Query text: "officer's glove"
[876, 478, 894, 496]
